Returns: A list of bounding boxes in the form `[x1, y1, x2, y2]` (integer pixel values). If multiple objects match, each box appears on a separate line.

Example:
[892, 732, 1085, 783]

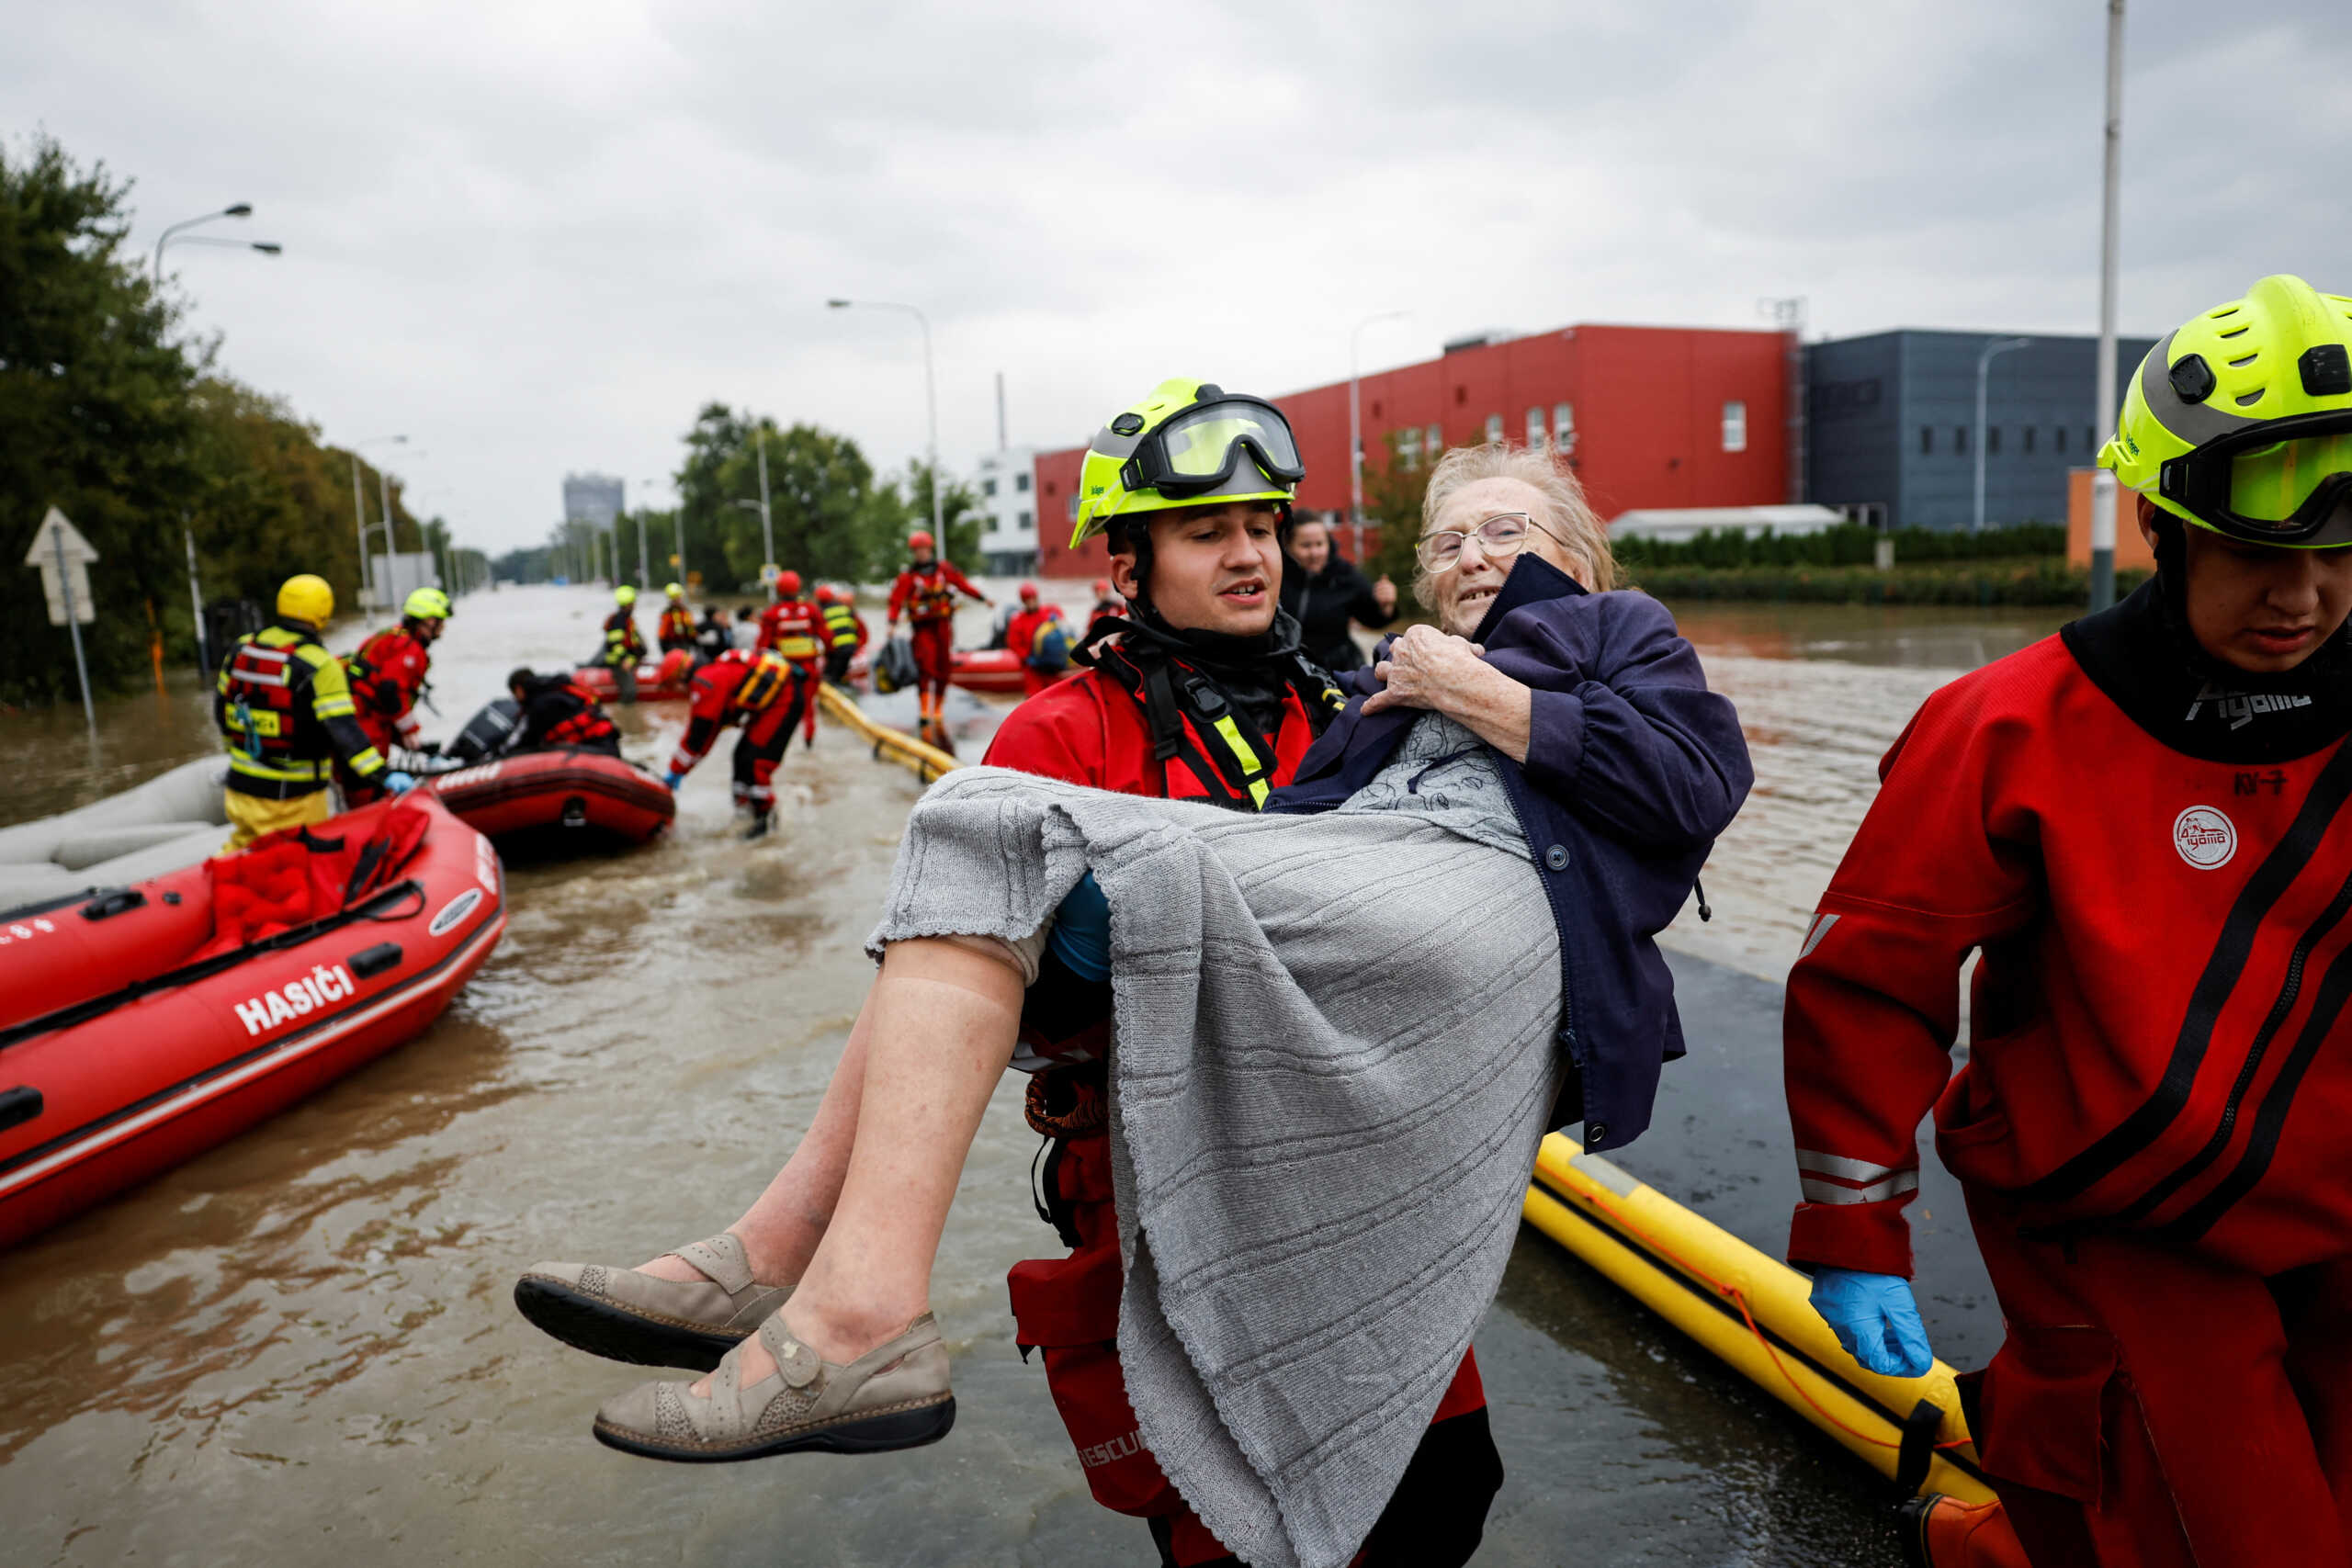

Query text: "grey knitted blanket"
[870, 766, 1563, 1568]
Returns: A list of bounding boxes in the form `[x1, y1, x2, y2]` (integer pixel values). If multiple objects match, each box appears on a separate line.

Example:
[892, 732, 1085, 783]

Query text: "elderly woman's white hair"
[1413, 441, 1618, 606]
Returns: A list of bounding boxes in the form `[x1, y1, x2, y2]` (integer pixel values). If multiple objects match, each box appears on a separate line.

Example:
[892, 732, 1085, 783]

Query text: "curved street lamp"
[153, 203, 284, 284]
[1973, 337, 2030, 533]
[349, 434, 408, 610]
[829, 298, 942, 543]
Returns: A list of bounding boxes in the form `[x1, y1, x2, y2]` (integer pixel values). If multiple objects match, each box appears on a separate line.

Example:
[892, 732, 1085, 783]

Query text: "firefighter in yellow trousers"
[215, 574, 413, 850]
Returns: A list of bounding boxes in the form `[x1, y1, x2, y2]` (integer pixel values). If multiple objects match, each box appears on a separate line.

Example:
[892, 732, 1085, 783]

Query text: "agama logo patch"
[2185, 681, 2314, 732]
[2173, 806, 2238, 870]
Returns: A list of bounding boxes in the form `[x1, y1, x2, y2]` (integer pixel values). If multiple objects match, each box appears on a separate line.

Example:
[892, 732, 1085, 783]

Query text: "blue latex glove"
[1809, 1267, 1933, 1377]
[1045, 872, 1112, 982]
[383, 771, 417, 795]
[662, 771, 685, 792]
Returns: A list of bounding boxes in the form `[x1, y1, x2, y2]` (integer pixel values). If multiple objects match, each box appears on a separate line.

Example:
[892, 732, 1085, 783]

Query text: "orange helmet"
[907, 530, 934, 552]
[1018, 581, 1039, 604]
[812, 582, 836, 604]
[775, 570, 801, 598]
[1092, 578, 1114, 597]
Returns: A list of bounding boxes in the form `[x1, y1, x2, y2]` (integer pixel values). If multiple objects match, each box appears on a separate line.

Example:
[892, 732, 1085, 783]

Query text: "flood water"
[0, 584, 2072, 1566]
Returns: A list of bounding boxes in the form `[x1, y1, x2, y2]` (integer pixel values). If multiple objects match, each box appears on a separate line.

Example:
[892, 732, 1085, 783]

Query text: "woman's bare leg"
[694, 935, 1024, 1392]
[635, 998, 876, 1287]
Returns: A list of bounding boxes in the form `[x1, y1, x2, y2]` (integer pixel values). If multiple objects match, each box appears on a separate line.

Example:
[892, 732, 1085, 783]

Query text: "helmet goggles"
[1114, 396, 1304, 502]
[2158, 408, 2352, 548]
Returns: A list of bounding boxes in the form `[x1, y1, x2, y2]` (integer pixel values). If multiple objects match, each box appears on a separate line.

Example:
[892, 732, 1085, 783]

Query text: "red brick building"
[1035, 323, 1792, 577]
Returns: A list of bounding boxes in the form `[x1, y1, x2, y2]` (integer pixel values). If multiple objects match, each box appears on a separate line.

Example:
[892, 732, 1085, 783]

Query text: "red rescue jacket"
[657, 604, 695, 650]
[1786, 583, 2352, 1280]
[667, 650, 799, 776]
[888, 560, 983, 626]
[346, 626, 433, 750]
[755, 598, 826, 660]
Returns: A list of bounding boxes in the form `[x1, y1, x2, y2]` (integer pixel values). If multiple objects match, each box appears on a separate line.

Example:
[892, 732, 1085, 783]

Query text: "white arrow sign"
[24, 506, 97, 626]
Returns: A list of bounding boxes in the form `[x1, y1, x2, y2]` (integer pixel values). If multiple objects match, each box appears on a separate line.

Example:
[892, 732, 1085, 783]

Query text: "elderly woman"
[521, 444, 1749, 1568]
[1278, 512, 1397, 671]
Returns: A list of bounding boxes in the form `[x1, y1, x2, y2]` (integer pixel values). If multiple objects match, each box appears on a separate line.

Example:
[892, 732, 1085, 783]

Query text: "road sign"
[759, 563, 781, 586]
[23, 506, 96, 727]
[25, 507, 96, 626]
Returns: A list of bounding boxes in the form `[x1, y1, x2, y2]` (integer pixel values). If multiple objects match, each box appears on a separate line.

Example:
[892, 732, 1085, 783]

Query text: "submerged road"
[0, 584, 2059, 1565]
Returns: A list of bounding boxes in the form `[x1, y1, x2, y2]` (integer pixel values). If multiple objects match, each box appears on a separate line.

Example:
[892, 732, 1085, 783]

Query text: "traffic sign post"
[25, 506, 98, 728]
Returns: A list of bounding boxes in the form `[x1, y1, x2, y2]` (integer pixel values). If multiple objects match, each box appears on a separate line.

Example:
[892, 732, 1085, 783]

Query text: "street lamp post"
[348, 435, 407, 612]
[2090, 0, 2128, 611]
[1350, 310, 1410, 562]
[644, 477, 683, 589]
[152, 202, 279, 286]
[1974, 337, 2030, 533]
[829, 299, 942, 544]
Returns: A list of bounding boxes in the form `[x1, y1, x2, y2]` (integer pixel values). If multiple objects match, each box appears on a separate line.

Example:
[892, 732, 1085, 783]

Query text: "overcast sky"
[11, 0, 2350, 554]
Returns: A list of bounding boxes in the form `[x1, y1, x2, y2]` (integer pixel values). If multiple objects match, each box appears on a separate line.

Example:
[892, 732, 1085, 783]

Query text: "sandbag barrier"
[817, 682, 1988, 1501]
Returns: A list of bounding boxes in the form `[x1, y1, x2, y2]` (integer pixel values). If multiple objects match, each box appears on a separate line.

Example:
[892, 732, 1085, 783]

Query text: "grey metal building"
[1804, 331, 2155, 530]
[562, 472, 625, 529]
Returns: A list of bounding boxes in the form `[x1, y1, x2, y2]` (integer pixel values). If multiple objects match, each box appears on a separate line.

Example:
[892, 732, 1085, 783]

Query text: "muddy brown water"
[0, 585, 2069, 1566]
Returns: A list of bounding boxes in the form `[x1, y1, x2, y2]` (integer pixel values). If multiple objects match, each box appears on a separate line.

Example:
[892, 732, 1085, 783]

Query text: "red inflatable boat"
[422, 750, 673, 845]
[847, 646, 1077, 696]
[572, 649, 695, 702]
[0, 793, 505, 1249]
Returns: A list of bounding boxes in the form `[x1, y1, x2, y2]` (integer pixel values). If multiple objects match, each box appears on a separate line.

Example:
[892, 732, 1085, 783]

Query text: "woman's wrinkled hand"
[1361, 624, 1493, 717]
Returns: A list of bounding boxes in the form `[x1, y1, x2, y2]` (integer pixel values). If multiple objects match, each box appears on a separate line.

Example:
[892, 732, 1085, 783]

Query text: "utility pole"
[185, 525, 209, 682]
[755, 432, 776, 568]
[996, 371, 1008, 451]
[2090, 0, 2126, 611]
[1974, 337, 2030, 532]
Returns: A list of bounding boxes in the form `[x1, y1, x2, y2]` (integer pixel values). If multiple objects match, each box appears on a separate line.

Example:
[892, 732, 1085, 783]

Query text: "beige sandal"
[592, 1311, 956, 1462]
[513, 1233, 792, 1372]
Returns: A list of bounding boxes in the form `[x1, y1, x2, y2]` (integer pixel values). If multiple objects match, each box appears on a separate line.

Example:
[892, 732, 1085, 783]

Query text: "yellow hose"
[817, 682, 960, 782]
[822, 681, 1992, 1502]
[1524, 1132, 1994, 1501]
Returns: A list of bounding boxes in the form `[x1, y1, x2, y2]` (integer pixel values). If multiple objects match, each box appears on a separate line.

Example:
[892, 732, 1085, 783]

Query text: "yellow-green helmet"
[1070, 378, 1304, 548]
[664, 581, 684, 598]
[402, 586, 452, 621]
[2101, 274, 2352, 548]
[614, 584, 638, 607]
[277, 573, 334, 626]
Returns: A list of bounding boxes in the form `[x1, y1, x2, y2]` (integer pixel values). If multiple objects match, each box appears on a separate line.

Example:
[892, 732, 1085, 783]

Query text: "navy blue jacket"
[1267, 555, 1751, 1153]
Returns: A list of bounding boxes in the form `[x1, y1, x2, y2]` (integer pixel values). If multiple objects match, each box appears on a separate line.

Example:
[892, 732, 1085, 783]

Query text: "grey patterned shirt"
[1331, 710, 1531, 859]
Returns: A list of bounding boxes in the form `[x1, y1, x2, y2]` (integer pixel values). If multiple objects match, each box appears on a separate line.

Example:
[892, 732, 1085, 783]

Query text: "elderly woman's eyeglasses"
[1416, 513, 1566, 573]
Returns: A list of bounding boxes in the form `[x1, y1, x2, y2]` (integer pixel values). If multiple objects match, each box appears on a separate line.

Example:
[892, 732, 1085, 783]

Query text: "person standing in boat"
[656, 582, 696, 655]
[215, 574, 413, 850]
[1001, 581, 1071, 699]
[1278, 513, 1396, 671]
[345, 586, 451, 761]
[598, 586, 646, 704]
[816, 583, 866, 687]
[1783, 276, 2352, 1568]
[886, 530, 991, 748]
[1087, 576, 1127, 633]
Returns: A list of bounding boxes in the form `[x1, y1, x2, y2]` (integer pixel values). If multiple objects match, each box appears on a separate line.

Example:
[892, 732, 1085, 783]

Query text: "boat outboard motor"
[446, 698, 525, 765]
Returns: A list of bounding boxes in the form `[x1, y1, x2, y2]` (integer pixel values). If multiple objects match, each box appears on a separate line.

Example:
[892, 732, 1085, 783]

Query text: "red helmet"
[1018, 581, 1039, 604]
[812, 582, 835, 604]
[775, 570, 801, 598]
[907, 530, 934, 552]
[1092, 578, 1114, 597]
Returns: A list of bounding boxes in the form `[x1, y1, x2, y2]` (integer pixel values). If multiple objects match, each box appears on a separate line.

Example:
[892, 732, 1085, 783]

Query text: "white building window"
[1722, 400, 1748, 453]
[983, 478, 999, 498]
[1067, 494, 1079, 522]
[1017, 510, 1033, 528]
[1425, 423, 1442, 458]
[1484, 412, 1504, 446]
[1525, 406, 1545, 446]
[1554, 402, 1575, 445]
[1398, 426, 1423, 470]
[1015, 472, 1032, 492]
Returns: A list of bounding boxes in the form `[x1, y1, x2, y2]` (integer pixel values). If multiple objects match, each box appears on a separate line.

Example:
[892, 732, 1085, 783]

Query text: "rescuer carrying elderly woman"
[514, 385, 1752, 1568]
[1785, 275, 2352, 1568]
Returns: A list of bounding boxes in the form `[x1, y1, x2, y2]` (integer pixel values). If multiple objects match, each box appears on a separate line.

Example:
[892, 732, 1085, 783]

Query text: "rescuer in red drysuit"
[976, 385, 1498, 1568]
[506, 667, 623, 756]
[1001, 581, 1070, 698]
[754, 570, 826, 745]
[1784, 276, 2352, 1568]
[886, 531, 990, 745]
[1087, 576, 1126, 633]
[662, 648, 808, 840]
[656, 583, 695, 653]
[345, 586, 451, 759]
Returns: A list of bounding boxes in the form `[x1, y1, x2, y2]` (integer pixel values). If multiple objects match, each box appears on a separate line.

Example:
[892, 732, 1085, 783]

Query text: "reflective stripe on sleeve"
[1798, 1169, 1920, 1205]
[1795, 1148, 1907, 1183]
